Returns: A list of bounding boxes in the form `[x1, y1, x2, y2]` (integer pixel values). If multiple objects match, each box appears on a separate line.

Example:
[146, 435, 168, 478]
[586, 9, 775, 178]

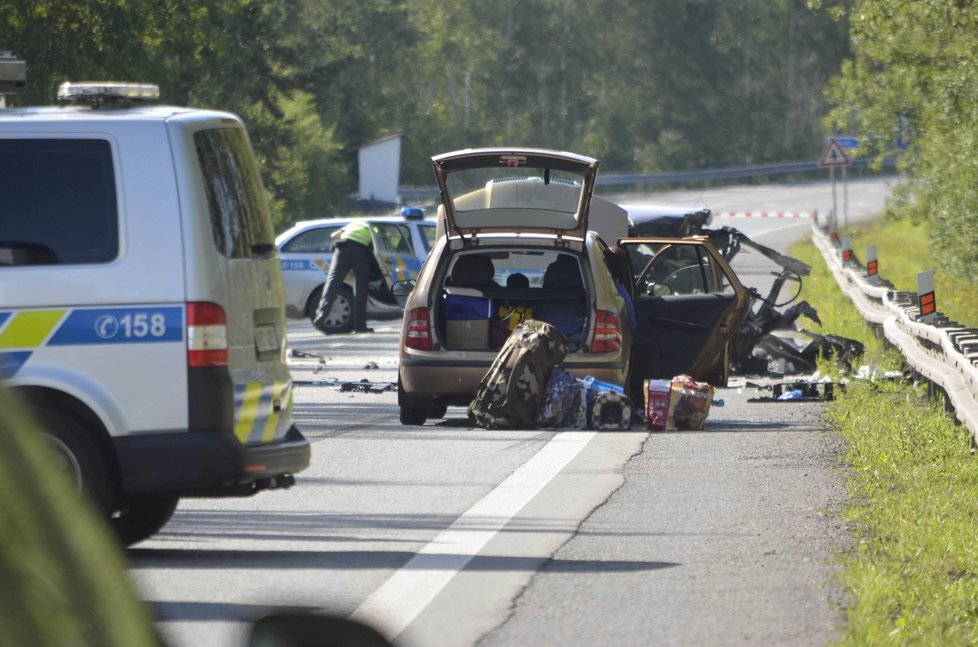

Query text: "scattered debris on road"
[747, 380, 841, 403]
[340, 379, 395, 393]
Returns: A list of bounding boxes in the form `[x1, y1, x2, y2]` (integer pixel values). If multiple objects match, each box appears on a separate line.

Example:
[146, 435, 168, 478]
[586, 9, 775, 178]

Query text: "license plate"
[254, 325, 279, 353]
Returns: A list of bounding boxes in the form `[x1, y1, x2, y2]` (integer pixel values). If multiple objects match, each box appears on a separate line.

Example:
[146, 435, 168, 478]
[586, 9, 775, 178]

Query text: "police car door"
[368, 222, 423, 304]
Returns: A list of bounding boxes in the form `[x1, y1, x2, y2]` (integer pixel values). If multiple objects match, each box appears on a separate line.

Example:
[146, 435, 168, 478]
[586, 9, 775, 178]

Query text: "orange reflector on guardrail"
[917, 270, 937, 322]
[920, 291, 936, 316]
[841, 238, 852, 263]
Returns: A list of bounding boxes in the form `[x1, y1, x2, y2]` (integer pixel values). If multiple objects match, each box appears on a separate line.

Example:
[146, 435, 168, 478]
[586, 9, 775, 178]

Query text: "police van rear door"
[172, 114, 294, 446]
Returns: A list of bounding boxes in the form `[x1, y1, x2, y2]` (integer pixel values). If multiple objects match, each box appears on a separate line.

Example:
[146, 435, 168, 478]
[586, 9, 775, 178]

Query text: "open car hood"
[432, 148, 598, 242]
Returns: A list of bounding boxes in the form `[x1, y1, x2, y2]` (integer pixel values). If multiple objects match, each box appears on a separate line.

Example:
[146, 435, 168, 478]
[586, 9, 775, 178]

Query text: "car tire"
[40, 409, 114, 514]
[112, 494, 180, 546]
[311, 284, 355, 335]
[305, 285, 324, 321]
[399, 406, 427, 426]
[426, 403, 448, 419]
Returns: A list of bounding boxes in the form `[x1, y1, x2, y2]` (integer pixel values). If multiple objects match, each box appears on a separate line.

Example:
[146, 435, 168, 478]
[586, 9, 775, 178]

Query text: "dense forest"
[821, 0, 978, 275]
[2, 1, 851, 230]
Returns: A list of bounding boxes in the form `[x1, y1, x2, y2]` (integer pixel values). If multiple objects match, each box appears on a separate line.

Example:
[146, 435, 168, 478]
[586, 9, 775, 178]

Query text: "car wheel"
[399, 406, 427, 426]
[426, 403, 448, 419]
[305, 285, 324, 320]
[112, 494, 180, 546]
[41, 409, 114, 514]
[311, 285, 355, 334]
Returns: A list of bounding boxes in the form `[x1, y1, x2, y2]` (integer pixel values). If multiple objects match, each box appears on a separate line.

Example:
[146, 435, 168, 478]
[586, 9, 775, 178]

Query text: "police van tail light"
[590, 310, 621, 353]
[405, 307, 432, 350]
[187, 302, 228, 367]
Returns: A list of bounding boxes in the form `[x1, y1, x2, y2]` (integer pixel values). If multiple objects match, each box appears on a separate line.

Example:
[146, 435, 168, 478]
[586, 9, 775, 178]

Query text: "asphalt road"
[129, 176, 896, 647]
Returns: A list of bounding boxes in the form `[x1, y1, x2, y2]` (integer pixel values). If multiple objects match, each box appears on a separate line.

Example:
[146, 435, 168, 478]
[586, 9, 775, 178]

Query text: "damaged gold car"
[394, 148, 749, 425]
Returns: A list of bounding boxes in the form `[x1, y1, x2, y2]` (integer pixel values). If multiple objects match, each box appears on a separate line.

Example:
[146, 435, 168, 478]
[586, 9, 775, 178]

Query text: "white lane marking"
[350, 430, 597, 639]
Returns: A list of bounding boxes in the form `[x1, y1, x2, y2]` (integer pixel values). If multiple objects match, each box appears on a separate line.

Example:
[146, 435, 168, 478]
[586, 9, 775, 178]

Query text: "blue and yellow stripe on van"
[0, 309, 68, 379]
[233, 381, 294, 445]
[0, 307, 184, 379]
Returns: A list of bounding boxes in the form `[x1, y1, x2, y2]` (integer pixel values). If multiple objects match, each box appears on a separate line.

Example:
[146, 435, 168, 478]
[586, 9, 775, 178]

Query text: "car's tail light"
[405, 307, 433, 350]
[590, 310, 621, 353]
[187, 301, 228, 367]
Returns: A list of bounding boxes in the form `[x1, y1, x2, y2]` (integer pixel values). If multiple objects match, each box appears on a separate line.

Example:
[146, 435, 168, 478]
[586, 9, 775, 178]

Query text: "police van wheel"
[41, 410, 113, 514]
[112, 495, 180, 546]
[399, 406, 427, 426]
[310, 285, 355, 335]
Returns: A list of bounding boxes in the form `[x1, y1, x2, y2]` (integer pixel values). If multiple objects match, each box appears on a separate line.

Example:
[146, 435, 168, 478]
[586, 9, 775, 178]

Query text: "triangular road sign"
[818, 138, 851, 168]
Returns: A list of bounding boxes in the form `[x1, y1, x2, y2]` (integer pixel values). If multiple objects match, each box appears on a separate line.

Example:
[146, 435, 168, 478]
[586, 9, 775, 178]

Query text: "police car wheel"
[41, 410, 113, 514]
[310, 285, 355, 334]
[112, 494, 180, 546]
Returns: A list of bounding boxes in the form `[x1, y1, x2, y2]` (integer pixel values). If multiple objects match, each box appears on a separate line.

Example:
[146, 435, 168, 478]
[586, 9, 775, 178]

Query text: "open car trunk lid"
[432, 148, 598, 243]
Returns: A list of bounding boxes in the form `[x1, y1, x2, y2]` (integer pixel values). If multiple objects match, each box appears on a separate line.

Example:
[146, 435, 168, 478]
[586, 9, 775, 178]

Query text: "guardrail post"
[866, 244, 878, 285]
[841, 238, 853, 265]
[917, 270, 937, 324]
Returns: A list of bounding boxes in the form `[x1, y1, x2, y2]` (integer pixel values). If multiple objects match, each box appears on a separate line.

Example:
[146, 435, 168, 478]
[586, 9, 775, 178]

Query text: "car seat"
[542, 255, 583, 291]
[448, 254, 496, 289]
[537, 255, 586, 344]
[506, 272, 530, 289]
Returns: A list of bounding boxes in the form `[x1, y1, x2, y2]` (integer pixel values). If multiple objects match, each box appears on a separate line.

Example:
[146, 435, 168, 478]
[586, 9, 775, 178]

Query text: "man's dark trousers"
[316, 240, 370, 331]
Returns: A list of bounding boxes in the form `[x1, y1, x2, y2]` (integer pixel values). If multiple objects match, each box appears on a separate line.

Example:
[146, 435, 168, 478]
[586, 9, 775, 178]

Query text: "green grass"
[789, 220, 978, 644]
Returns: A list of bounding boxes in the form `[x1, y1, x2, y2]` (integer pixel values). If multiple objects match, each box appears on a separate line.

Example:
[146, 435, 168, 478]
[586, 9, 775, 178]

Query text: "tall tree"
[819, 0, 978, 272]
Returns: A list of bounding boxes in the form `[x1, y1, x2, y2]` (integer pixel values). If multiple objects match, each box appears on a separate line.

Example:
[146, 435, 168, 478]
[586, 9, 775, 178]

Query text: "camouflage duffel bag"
[468, 319, 569, 429]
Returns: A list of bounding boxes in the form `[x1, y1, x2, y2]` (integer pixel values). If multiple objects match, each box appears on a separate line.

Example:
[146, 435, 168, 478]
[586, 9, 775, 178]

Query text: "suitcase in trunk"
[468, 319, 569, 429]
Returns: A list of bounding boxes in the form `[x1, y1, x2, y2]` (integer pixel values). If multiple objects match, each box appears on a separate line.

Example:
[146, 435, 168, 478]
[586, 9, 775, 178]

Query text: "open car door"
[619, 237, 748, 387]
[367, 221, 424, 306]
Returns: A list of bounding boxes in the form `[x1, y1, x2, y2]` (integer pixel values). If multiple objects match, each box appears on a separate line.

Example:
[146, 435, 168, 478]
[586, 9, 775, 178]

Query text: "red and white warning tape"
[714, 210, 817, 219]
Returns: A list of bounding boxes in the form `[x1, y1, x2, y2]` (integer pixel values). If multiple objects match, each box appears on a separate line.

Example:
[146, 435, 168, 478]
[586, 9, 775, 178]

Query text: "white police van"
[0, 81, 310, 544]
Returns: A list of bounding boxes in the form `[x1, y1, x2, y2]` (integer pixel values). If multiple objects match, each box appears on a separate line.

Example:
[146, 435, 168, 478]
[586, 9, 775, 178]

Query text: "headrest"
[506, 273, 530, 288]
[450, 255, 495, 286]
[543, 255, 582, 290]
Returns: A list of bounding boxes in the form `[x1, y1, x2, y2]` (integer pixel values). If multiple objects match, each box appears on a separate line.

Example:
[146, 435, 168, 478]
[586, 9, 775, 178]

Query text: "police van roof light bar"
[57, 82, 160, 107]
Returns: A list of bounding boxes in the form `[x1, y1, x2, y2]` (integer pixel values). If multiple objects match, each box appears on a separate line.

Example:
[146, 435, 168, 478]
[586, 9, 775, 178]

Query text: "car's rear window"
[0, 138, 118, 266]
[195, 128, 275, 259]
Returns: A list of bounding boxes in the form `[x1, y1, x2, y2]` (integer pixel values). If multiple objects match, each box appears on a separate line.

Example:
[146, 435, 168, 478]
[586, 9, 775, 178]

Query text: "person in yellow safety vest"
[313, 221, 375, 334]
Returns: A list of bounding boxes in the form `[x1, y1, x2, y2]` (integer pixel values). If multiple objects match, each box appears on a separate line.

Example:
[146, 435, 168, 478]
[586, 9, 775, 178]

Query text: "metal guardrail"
[399, 158, 895, 202]
[811, 222, 978, 441]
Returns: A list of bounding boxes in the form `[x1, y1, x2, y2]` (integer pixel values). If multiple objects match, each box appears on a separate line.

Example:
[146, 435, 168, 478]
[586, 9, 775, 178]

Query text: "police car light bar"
[57, 82, 160, 105]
